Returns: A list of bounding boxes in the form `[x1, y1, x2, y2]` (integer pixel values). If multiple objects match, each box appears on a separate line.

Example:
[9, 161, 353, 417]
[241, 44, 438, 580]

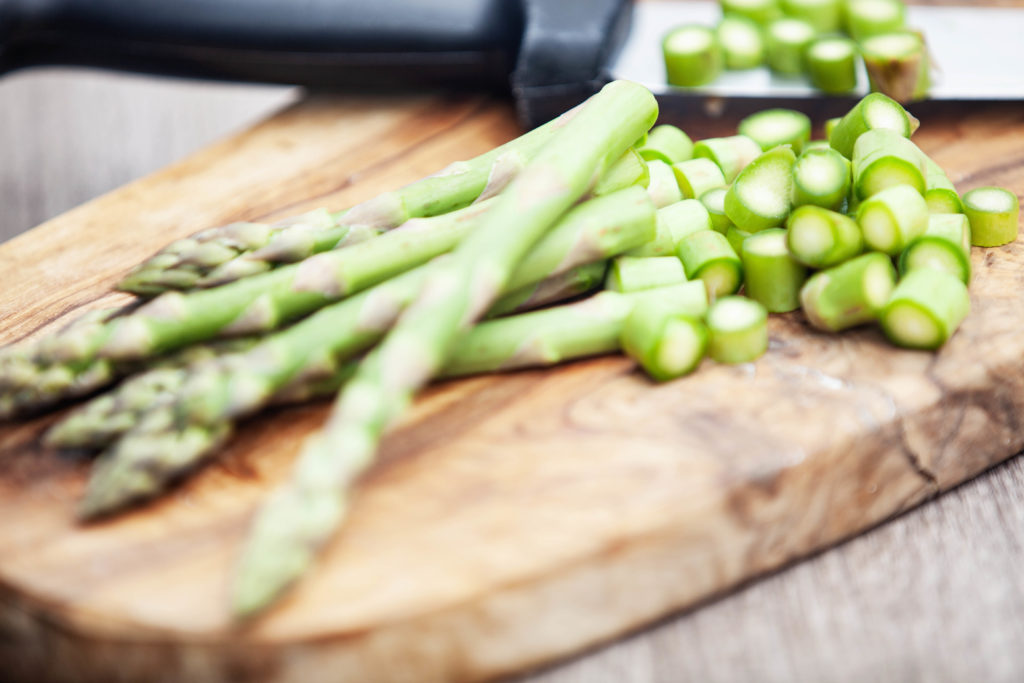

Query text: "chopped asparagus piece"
[621, 300, 708, 381]
[738, 109, 812, 153]
[786, 205, 864, 268]
[700, 187, 733, 233]
[720, 0, 782, 25]
[646, 159, 685, 208]
[800, 252, 896, 331]
[824, 116, 842, 140]
[677, 230, 744, 299]
[861, 31, 930, 103]
[663, 25, 724, 87]
[844, 0, 906, 42]
[693, 135, 764, 183]
[921, 157, 963, 214]
[793, 147, 852, 210]
[716, 15, 767, 69]
[852, 128, 926, 199]
[706, 296, 769, 364]
[741, 229, 808, 312]
[898, 214, 972, 284]
[962, 187, 1020, 247]
[780, 0, 842, 32]
[857, 184, 929, 255]
[673, 158, 728, 199]
[445, 284, 706, 378]
[626, 200, 711, 257]
[805, 36, 859, 94]
[828, 92, 917, 159]
[606, 256, 688, 293]
[764, 17, 816, 75]
[880, 269, 970, 350]
[637, 125, 694, 164]
[724, 145, 797, 232]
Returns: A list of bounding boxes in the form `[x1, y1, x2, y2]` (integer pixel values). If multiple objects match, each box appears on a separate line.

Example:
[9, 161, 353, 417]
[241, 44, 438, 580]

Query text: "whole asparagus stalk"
[117, 110, 583, 296]
[76, 185, 657, 518]
[231, 80, 658, 616]
[0, 200, 496, 417]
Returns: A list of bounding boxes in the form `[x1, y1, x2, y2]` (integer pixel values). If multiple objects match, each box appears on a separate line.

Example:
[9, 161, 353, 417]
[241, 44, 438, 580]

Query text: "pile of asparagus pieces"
[665, 0, 930, 101]
[0, 80, 1018, 618]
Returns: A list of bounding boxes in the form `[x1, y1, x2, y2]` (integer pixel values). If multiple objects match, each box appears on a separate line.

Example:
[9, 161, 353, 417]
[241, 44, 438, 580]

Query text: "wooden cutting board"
[1, 90, 1023, 682]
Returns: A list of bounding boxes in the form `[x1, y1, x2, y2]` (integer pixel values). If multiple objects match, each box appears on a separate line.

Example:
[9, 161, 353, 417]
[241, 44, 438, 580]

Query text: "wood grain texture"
[1, 80, 1024, 683]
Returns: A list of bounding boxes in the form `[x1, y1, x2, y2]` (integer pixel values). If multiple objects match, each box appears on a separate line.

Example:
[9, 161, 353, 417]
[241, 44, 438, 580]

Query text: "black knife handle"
[0, 0, 524, 90]
[0, 0, 633, 127]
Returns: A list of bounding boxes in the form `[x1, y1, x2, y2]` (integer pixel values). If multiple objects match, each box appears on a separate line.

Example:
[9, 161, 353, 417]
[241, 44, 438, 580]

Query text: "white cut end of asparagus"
[666, 27, 714, 53]
[700, 262, 740, 297]
[792, 214, 832, 255]
[862, 32, 921, 58]
[739, 175, 790, 217]
[860, 205, 897, 252]
[808, 38, 855, 61]
[964, 187, 1016, 212]
[797, 153, 844, 193]
[658, 320, 703, 373]
[864, 258, 897, 308]
[856, 0, 902, 22]
[770, 19, 816, 43]
[885, 303, 938, 347]
[707, 297, 762, 331]
[864, 97, 911, 132]
[745, 230, 789, 256]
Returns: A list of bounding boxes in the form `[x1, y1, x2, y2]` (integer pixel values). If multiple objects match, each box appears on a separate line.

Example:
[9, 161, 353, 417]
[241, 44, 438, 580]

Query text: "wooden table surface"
[1, 69, 1023, 683]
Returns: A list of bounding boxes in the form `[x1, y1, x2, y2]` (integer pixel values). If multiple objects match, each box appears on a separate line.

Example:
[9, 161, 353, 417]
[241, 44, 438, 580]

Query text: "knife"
[2, 0, 1023, 128]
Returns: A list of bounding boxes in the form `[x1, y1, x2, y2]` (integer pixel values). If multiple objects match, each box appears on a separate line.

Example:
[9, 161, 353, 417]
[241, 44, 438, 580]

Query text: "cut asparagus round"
[805, 36, 858, 94]
[898, 214, 972, 285]
[692, 135, 764, 183]
[723, 145, 796, 232]
[716, 15, 767, 69]
[627, 199, 713, 257]
[721, 0, 782, 25]
[792, 147, 852, 210]
[857, 184, 929, 254]
[852, 128, 926, 199]
[637, 125, 694, 164]
[764, 18, 816, 75]
[606, 256, 688, 293]
[706, 296, 769, 364]
[738, 109, 812, 154]
[700, 187, 733, 233]
[646, 159, 685, 208]
[962, 187, 1020, 247]
[843, 0, 906, 41]
[741, 228, 808, 312]
[880, 268, 970, 350]
[828, 92, 917, 159]
[726, 225, 754, 255]
[677, 230, 744, 298]
[921, 157, 963, 214]
[673, 158, 728, 198]
[786, 205, 864, 268]
[861, 31, 930, 103]
[663, 25, 724, 87]
[800, 251, 896, 331]
[780, 0, 841, 32]
[621, 300, 709, 381]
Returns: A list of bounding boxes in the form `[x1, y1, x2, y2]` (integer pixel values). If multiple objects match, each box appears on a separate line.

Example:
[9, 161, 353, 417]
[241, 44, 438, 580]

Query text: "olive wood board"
[0, 92, 1022, 683]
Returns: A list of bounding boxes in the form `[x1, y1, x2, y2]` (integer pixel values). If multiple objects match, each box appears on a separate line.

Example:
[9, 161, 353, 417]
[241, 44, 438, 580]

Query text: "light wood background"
[1, 69, 1023, 683]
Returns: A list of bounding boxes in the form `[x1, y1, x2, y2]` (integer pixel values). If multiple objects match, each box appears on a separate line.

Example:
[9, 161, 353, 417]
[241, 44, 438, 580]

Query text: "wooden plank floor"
[1, 69, 1022, 683]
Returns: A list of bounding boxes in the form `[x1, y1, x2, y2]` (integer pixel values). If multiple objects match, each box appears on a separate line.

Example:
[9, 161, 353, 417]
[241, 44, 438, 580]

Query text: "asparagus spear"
[116, 110, 583, 295]
[78, 182, 658, 518]
[230, 80, 658, 617]
[605, 256, 687, 292]
[487, 262, 607, 318]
